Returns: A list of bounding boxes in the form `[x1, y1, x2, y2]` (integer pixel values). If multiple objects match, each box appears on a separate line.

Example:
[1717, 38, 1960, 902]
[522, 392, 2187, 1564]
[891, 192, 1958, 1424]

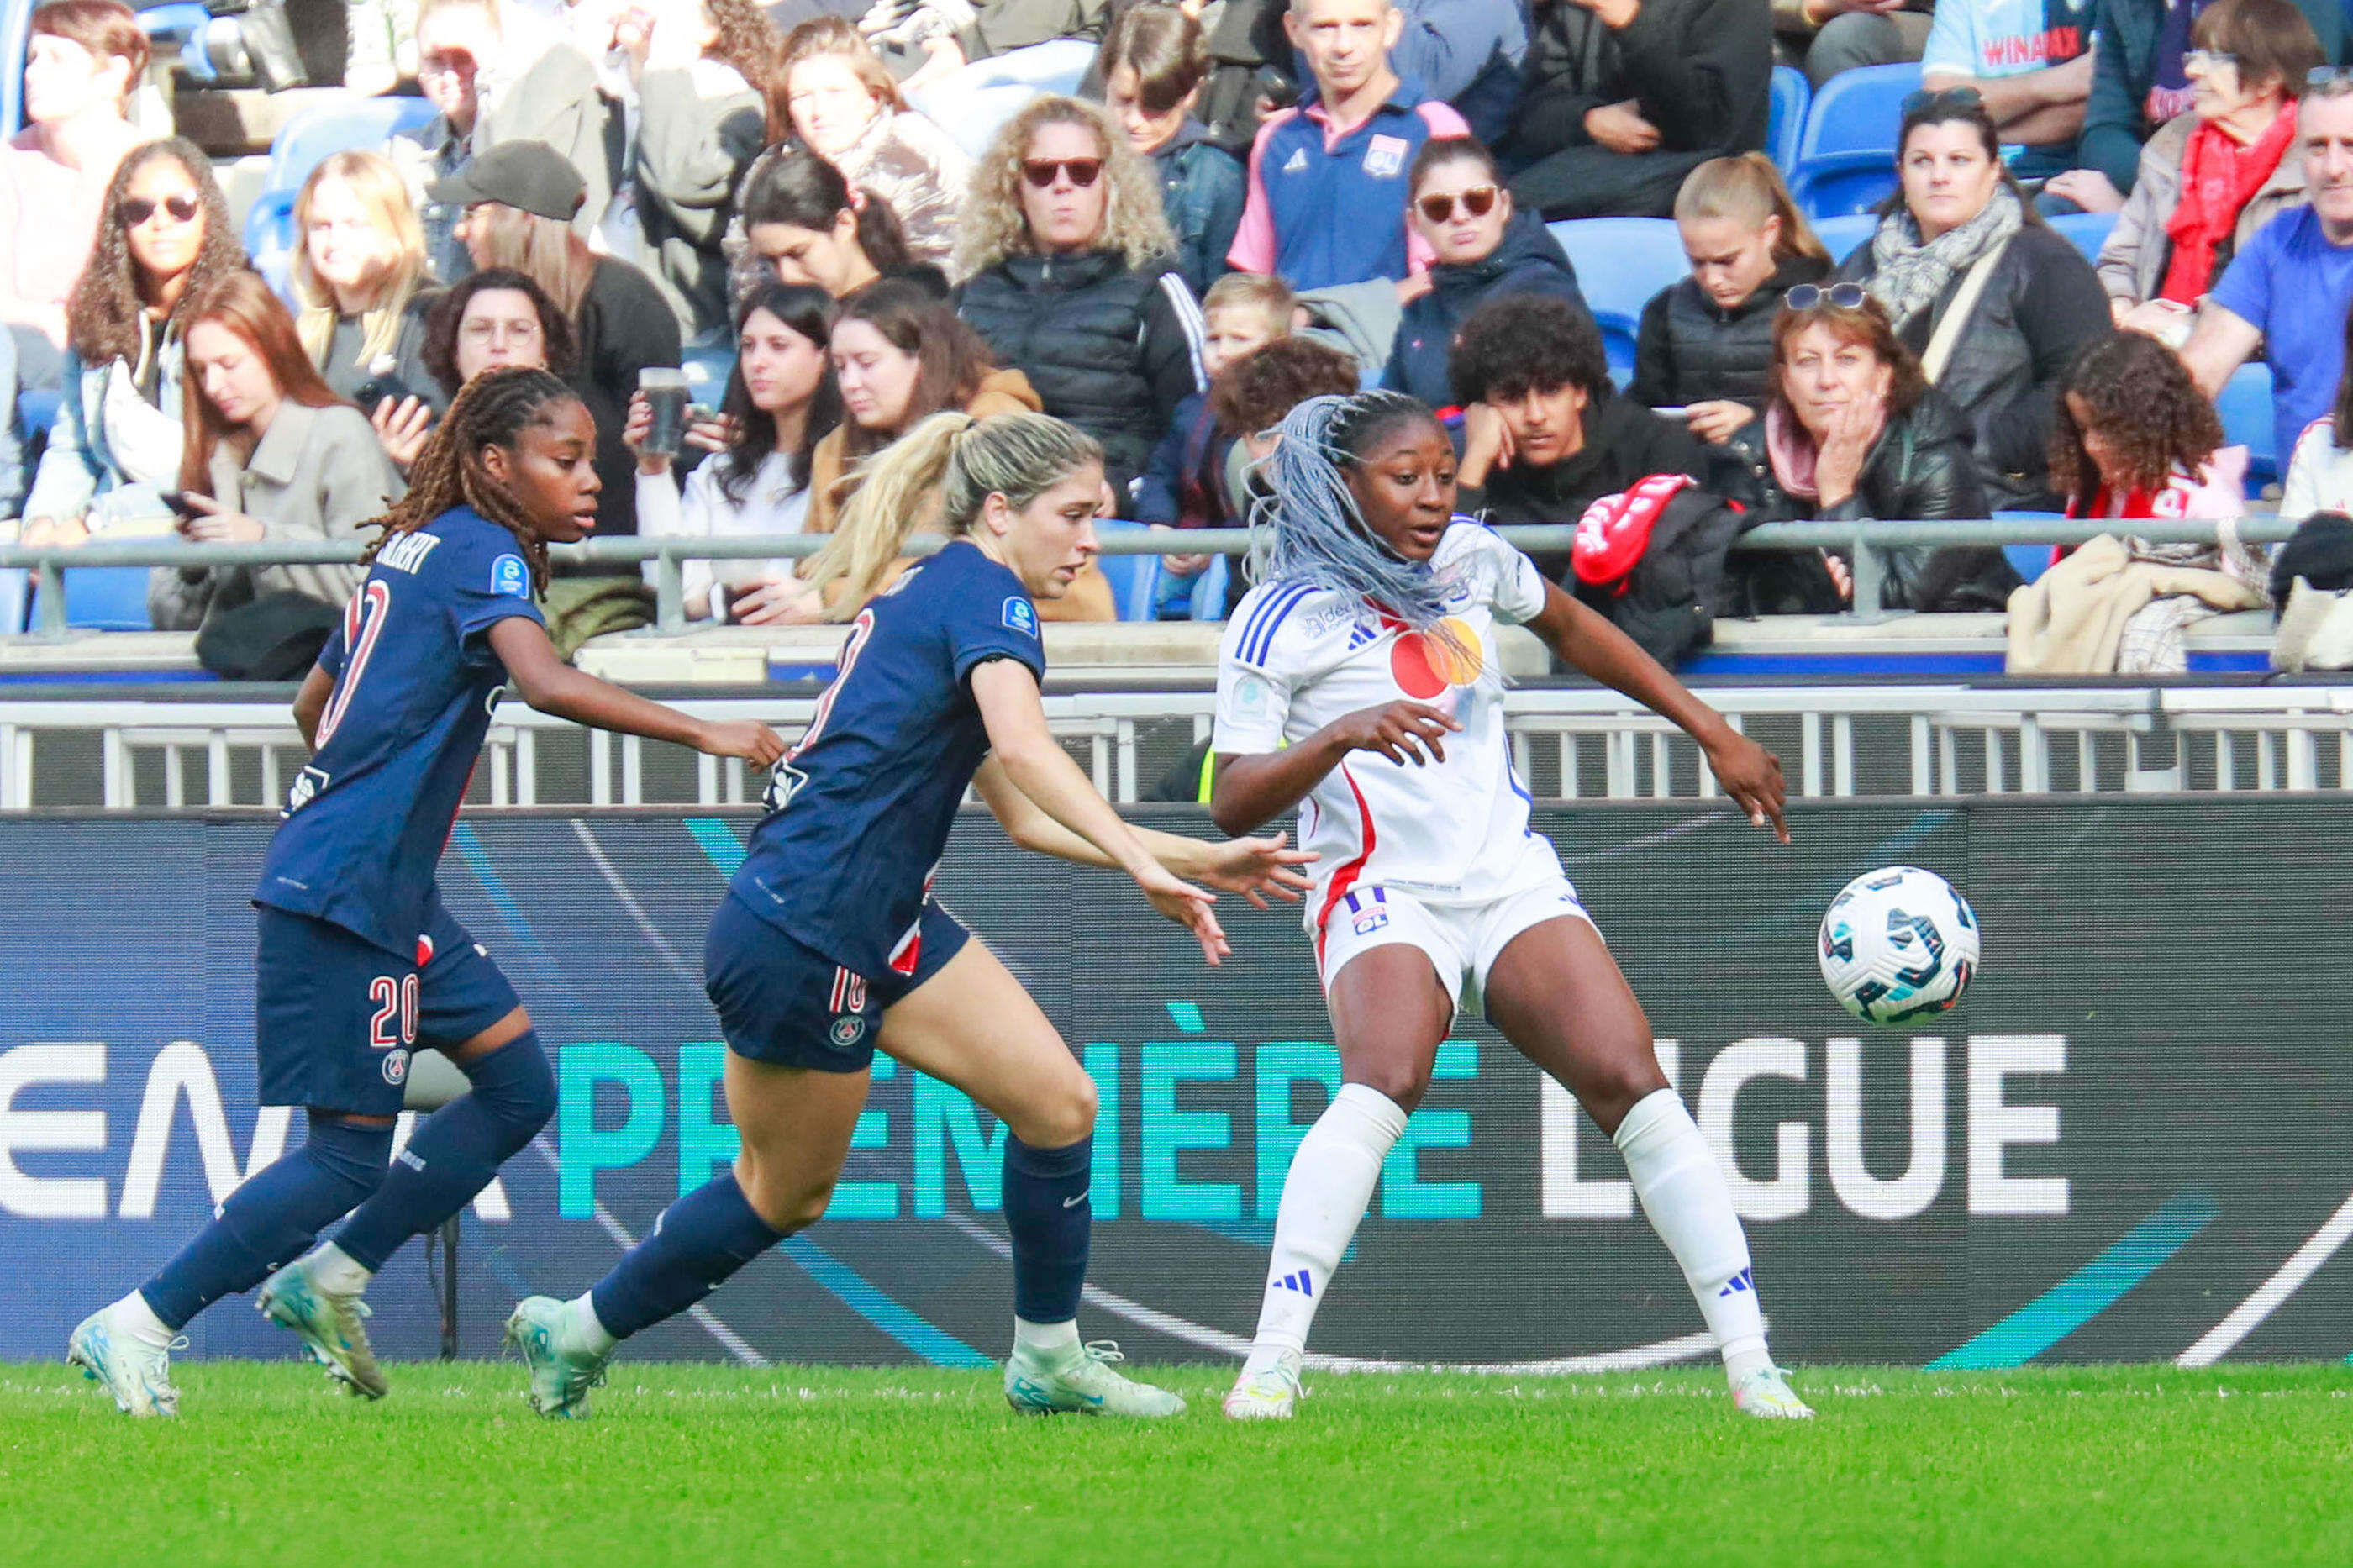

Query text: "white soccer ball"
[1817, 866, 1980, 1025]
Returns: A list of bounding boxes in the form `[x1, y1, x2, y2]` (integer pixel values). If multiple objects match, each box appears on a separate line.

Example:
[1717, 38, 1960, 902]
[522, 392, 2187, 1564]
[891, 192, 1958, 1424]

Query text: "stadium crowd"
[5, 0, 2353, 671]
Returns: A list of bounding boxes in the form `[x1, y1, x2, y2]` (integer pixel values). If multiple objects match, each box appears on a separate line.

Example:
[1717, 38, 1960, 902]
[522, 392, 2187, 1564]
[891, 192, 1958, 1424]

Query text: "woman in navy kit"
[66, 368, 786, 1417]
[508, 408, 1313, 1419]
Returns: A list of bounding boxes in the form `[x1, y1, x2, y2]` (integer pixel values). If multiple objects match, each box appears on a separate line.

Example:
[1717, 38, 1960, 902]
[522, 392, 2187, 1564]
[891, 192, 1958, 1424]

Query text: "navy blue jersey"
[734, 539, 1045, 976]
[255, 507, 545, 959]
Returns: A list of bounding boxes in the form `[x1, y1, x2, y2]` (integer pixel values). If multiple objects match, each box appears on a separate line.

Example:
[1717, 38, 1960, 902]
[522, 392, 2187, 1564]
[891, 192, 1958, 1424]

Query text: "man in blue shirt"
[1227, 0, 1471, 292]
[2182, 78, 2353, 460]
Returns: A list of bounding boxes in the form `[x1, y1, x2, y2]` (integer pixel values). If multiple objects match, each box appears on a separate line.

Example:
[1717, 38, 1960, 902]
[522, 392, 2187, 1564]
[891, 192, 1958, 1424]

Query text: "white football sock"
[1013, 1317, 1082, 1359]
[112, 1291, 174, 1350]
[567, 1292, 619, 1355]
[1613, 1087, 1771, 1384]
[1245, 1083, 1408, 1371]
[306, 1242, 372, 1296]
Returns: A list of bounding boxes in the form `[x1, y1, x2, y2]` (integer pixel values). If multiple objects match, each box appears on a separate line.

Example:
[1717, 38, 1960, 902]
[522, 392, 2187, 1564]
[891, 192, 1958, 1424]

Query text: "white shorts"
[1313, 876, 1595, 1015]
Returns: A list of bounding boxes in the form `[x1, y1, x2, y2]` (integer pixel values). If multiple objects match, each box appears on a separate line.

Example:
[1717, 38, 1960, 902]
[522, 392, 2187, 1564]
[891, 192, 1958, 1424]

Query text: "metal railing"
[0, 518, 2301, 639]
[6, 683, 2351, 810]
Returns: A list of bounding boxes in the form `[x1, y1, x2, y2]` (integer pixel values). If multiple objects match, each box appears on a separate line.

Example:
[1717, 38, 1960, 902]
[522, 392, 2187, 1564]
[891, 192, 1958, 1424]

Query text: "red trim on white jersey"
[1312, 763, 1376, 971]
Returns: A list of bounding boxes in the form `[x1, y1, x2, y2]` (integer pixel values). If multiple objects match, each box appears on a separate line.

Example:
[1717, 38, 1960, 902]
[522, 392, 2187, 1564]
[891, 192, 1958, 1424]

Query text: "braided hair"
[1250, 390, 1460, 632]
[359, 367, 584, 594]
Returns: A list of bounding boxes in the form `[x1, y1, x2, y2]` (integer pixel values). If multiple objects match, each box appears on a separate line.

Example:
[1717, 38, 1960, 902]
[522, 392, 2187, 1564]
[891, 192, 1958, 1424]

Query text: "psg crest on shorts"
[382, 1048, 410, 1087]
[829, 1015, 866, 1049]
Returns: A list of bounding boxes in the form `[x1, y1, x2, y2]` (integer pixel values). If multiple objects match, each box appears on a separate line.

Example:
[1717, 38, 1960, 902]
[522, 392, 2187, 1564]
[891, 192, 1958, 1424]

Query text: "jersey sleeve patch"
[1002, 596, 1039, 638]
[492, 554, 531, 599]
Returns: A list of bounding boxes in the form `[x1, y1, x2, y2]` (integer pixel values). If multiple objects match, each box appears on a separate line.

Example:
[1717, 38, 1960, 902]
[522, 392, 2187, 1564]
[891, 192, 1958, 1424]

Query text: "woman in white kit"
[1208, 390, 1813, 1422]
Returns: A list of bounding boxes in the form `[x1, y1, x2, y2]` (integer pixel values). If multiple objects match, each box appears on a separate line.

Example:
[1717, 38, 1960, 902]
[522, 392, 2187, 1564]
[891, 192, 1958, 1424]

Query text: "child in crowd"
[1136, 272, 1293, 618]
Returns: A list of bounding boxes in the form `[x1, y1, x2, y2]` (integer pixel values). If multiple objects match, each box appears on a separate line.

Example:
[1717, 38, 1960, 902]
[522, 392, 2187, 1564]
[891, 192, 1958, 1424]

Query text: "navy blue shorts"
[255, 897, 521, 1116]
[704, 892, 970, 1071]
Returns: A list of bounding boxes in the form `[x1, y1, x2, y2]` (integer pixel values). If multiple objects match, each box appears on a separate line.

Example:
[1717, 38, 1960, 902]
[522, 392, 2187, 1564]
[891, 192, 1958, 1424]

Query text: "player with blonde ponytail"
[508, 409, 1314, 1419]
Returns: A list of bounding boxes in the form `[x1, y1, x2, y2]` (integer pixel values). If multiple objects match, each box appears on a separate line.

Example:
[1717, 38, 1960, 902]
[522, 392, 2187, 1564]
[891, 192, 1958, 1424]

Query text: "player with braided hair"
[69, 367, 786, 1417]
[506, 408, 1312, 1419]
[1211, 391, 1814, 1422]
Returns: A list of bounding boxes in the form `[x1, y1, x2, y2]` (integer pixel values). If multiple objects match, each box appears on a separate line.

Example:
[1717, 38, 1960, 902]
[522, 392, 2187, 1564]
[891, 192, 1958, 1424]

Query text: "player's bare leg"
[1484, 917, 1811, 1419]
[1228, 943, 1454, 1419]
[881, 939, 1182, 1418]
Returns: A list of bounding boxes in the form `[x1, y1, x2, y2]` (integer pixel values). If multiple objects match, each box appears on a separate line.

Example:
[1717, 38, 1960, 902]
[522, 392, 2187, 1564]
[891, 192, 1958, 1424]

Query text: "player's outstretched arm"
[971, 758, 1317, 908]
[969, 658, 1232, 963]
[486, 618, 787, 765]
[1208, 700, 1464, 838]
[1524, 580, 1790, 842]
[292, 664, 334, 751]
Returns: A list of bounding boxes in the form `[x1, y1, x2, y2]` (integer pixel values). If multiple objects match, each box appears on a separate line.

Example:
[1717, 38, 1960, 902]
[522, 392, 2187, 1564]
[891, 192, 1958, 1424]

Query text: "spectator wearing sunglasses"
[388, 0, 623, 283]
[1383, 136, 1592, 409]
[1226, 0, 1471, 292]
[955, 97, 1208, 502]
[1728, 284, 1994, 611]
[1917, 0, 2098, 185]
[1448, 292, 1709, 582]
[2047, 0, 2342, 213]
[2098, 0, 2324, 337]
[2180, 73, 2353, 464]
[1838, 88, 2108, 512]
[1633, 155, 1833, 453]
[18, 139, 244, 551]
[1501, 0, 1771, 222]
[1098, 3, 1245, 297]
[1, 1, 151, 392]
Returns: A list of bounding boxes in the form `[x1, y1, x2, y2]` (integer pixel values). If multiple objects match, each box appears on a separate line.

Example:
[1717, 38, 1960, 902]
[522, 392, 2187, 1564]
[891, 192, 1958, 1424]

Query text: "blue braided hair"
[1246, 391, 1456, 629]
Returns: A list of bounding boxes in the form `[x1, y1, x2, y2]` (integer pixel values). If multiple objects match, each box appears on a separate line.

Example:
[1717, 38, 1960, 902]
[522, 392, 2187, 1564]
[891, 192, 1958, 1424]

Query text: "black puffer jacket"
[1629, 253, 1829, 414]
[1725, 388, 2017, 612]
[1837, 221, 2110, 512]
[958, 249, 1206, 497]
[1384, 208, 1591, 408]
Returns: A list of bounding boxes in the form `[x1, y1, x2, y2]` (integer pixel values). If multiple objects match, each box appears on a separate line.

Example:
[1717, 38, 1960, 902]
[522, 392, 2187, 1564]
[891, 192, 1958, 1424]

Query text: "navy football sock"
[333, 1033, 556, 1272]
[1003, 1134, 1092, 1325]
[587, 1171, 787, 1341]
[139, 1113, 393, 1330]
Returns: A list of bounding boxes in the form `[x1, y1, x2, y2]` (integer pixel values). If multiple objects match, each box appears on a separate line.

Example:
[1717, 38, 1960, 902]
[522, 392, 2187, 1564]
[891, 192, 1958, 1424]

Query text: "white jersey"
[1212, 520, 1564, 939]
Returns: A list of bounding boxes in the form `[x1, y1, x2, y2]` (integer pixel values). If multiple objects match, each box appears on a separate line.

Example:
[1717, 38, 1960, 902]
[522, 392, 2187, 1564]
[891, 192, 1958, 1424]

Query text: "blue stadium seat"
[27, 567, 154, 632]
[1768, 66, 1809, 172]
[1547, 218, 1689, 387]
[2217, 361, 2280, 486]
[1091, 519, 1163, 622]
[244, 95, 440, 300]
[1809, 213, 1878, 265]
[18, 389, 62, 439]
[1789, 63, 1921, 222]
[1995, 513, 2065, 587]
[2046, 210, 2117, 266]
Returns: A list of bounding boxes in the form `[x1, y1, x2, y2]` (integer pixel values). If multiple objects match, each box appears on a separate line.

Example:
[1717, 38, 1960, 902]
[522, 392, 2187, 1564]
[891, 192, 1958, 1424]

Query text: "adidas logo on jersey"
[1273, 1271, 1313, 1297]
[1282, 147, 1309, 174]
[1719, 1267, 1754, 1297]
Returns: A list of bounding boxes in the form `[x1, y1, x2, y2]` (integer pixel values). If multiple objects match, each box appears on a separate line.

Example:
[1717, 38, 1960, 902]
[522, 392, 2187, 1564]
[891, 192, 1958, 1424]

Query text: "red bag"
[1572, 474, 1697, 594]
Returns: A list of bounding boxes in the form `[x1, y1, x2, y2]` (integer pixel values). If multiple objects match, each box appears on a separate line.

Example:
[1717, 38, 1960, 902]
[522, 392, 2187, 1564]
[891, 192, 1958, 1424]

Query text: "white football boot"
[1221, 1350, 1303, 1421]
[1003, 1340, 1186, 1418]
[1731, 1365, 1815, 1419]
[67, 1302, 182, 1418]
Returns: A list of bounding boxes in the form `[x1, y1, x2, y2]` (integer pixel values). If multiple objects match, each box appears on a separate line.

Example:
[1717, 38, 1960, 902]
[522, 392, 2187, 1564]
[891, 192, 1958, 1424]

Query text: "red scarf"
[2161, 102, 2298, 303]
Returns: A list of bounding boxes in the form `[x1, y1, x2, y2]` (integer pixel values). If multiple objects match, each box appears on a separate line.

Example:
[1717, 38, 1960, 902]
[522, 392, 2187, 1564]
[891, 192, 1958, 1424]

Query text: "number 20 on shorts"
[368, 973, 420, 1050]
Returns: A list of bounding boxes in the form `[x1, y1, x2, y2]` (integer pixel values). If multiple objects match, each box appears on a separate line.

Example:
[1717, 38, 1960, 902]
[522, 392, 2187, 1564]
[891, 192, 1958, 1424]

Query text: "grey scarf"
[1864, 183, 2024, 334]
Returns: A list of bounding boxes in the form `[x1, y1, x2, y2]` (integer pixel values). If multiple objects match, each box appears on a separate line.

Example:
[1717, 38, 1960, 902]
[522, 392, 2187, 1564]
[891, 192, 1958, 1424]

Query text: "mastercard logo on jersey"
[1388, 617, 1482, 700]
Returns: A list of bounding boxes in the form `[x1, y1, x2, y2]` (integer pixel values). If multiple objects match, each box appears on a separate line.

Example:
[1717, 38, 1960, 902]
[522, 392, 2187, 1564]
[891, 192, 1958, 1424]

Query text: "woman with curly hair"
[418, 266, 581, 398]
[2013, 332, 2266, 673]
[68, 367, 783, 1418]
[18, 138, 244, 548]
[723, 18, 971, 294]
[627, 0, 786, 335]
[955, 95, 1208, 503]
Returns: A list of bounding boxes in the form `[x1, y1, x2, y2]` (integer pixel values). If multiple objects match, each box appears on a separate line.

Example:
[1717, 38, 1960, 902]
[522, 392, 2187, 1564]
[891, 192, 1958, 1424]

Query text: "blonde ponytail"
[1673, 153, 1829, 266]
[800, 409, 1107, 618]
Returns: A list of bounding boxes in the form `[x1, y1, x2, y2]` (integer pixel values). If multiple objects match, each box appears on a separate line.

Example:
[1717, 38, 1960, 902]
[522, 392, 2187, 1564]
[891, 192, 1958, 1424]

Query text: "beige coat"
[2096, 112, 2308, 307]
[149, 401, 403, 632]
[2005, 533, 2266, 674]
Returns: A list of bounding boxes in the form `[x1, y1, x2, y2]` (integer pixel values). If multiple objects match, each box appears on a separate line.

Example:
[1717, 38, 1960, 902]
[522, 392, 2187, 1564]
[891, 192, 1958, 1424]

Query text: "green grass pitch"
[3, 1362, 2349, 1566]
